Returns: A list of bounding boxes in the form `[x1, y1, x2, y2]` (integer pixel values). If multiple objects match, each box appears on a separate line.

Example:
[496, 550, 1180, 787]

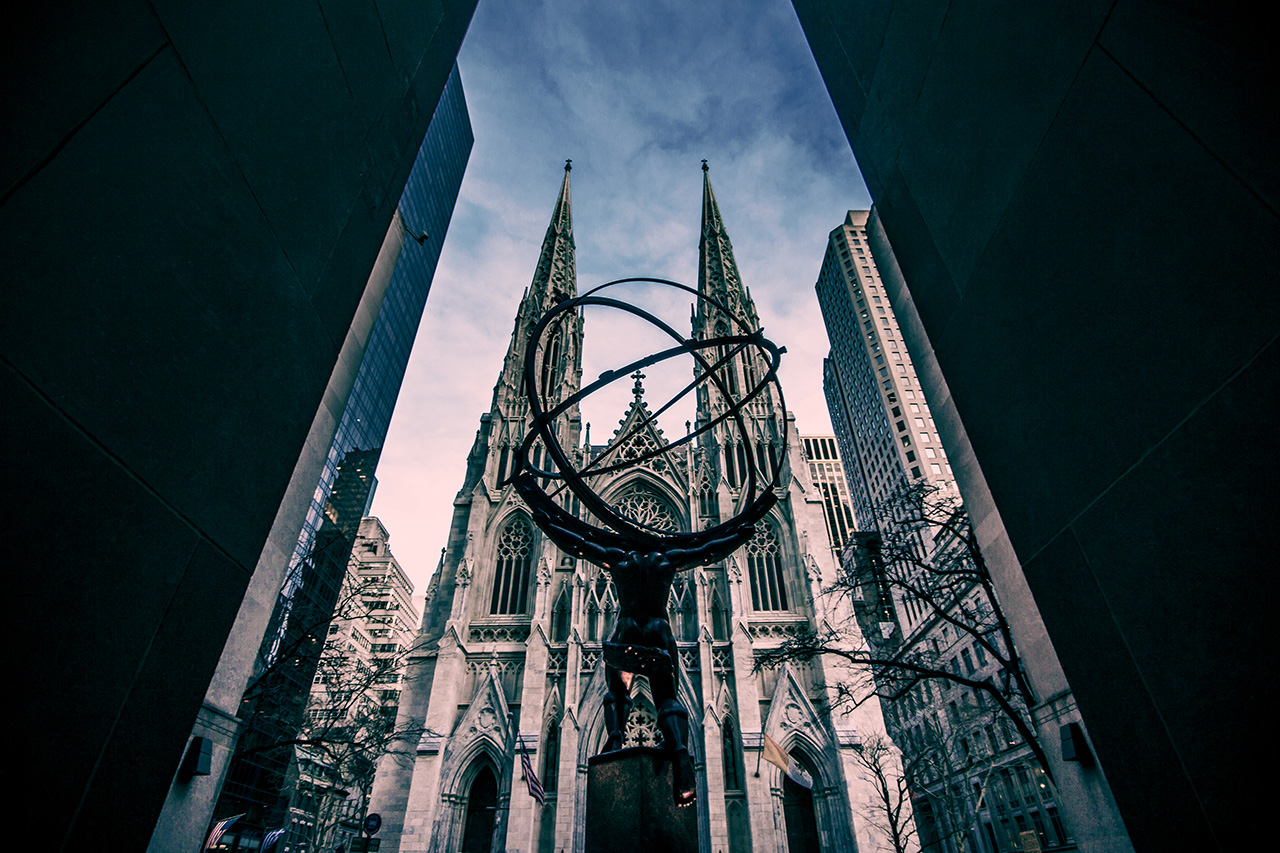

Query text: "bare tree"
[231, 567, 433, 848]
[903, 703, 994, 853]
[852, 734, 918, 853]
[758, 481, 1052, 782]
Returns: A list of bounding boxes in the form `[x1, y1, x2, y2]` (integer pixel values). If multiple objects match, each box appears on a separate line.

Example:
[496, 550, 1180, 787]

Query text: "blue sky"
[370, 0, 871, 593]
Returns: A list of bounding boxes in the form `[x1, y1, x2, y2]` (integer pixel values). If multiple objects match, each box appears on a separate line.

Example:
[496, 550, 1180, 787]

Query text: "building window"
[746, 521, 788, 611]
[491, 516, 533, 614]
[543, 724, 560, 793]
[540, 332, 562, 392]
[550, 588, 570, 642]
[615, 485, 679, 533]
[722, 719, 742, 790]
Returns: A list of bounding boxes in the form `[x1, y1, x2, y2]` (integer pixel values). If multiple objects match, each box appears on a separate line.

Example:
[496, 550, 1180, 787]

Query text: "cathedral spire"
[489, 164, 584, 444]
[697, 162, 758, 333]
[498, 164, 579, 383]
[529, 160, 577, 304]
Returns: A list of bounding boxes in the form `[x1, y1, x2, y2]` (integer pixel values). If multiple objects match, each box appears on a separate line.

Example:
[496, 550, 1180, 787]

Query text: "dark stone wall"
[793, 2, 1276, 851]
[1, 2, 475, 847]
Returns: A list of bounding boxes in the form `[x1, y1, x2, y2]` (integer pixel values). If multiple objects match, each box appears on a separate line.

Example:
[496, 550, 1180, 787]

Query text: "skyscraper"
[207, 65, 473, 841]
[816, 210, 954, 530]
[799, 435, 859, 564]
[282, 516, 421, 853]
[814, 210, 1082, 852]
[7, 4, 477, 846]
[793, 5, 1270, 849]
[367, 165, 903, 853]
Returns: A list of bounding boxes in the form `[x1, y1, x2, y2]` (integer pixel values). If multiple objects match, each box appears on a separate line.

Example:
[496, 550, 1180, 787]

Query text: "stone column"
[399, 625, 467, 851]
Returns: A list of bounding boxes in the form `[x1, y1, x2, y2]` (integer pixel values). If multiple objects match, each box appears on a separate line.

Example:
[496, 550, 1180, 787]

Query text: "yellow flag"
[762, 733, 791, 772]
[762, 734, 814, 788]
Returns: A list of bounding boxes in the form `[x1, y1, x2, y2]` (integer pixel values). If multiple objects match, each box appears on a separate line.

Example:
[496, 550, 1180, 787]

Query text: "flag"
[762, 733, 813, 789]
[262, 827, 286, 851]
[203, 814, 243, 850]
[520, 737, 546, 806]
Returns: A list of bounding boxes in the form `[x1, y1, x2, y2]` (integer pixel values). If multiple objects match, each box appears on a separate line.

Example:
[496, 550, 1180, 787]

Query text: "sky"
[368, 0, 872, 596]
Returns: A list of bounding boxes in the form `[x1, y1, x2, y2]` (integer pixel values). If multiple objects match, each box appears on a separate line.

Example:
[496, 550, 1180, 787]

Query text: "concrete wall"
[2, 2, 475, 847]
[793, 2, 1275, 851]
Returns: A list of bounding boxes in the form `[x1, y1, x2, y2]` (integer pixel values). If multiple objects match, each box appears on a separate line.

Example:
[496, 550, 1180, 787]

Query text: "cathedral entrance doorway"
[460, 765, 498, 853]
[783, 773, 821, 853]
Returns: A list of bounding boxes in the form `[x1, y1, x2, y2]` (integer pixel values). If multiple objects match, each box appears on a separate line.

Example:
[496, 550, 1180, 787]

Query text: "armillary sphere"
[505, 277, 788, 568]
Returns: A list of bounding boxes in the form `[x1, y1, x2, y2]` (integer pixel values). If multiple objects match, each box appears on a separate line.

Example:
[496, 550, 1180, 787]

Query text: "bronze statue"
[507, 278, 786, 805]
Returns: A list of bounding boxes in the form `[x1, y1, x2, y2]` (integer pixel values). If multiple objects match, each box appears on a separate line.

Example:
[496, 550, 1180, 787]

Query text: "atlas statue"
[505, 278, 787, 805]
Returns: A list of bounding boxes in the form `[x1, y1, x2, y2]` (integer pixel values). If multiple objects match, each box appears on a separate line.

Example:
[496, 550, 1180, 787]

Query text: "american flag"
[520, 736, 546, 806]
[203, 814, 242, 850]
[261, 827, 286, 851]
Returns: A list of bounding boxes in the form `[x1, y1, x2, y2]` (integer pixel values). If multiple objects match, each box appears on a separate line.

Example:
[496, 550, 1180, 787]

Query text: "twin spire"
[525, 159, 747, 309]
[506, 160, 755, 389]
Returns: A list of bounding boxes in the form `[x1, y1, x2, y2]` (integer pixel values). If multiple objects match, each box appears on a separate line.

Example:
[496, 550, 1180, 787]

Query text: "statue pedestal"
[584, 747, 699, 853]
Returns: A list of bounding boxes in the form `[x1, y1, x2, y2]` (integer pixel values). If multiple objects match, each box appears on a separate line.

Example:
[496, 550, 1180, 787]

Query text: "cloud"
[370, 0, 871, 594]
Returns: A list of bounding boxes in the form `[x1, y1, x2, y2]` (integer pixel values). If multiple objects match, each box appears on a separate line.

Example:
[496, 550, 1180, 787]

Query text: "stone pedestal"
[584, 747, 699, 853]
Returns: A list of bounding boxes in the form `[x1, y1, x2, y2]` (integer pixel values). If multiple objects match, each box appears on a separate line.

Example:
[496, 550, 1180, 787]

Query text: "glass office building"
[215, 64, 473, 832]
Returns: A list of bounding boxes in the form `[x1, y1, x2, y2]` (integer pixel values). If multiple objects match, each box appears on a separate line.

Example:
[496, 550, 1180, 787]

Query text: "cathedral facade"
[368, 164, 906, 853]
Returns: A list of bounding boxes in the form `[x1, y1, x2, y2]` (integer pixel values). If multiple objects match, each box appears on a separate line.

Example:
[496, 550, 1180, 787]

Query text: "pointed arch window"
[543, 723, 560, 793]
[550, 587, 570, 643]
[586, 574, 617, 641]
[667, 577, 698, 642]
[722, 718, 742, 790]
[495, 444, 510, 486]
[540, 331, 562, 393]
[710, 587, 728, 641]
[699, 477, 720, 524]
[745, 521, 789, 612]
[491, 516, 533, 615]
[614, 483, 680, 533]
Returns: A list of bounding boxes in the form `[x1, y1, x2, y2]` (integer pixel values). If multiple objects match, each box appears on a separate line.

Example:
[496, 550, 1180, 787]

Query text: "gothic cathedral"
[368, 164, 903, 853]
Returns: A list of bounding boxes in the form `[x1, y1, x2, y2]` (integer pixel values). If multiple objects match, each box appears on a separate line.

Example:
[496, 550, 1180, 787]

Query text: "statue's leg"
[647, 618, 696, 804]
[602, 664, 631, 752]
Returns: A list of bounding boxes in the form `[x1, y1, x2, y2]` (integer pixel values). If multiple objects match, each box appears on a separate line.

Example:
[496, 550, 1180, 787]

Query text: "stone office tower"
[369, 165, 904, 853]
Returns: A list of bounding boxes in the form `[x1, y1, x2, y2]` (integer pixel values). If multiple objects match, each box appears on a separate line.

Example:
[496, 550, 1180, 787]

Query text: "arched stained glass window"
[746, 521, 788, 611]
[614, 484, 679, 532]
[490, 516, 533, 615]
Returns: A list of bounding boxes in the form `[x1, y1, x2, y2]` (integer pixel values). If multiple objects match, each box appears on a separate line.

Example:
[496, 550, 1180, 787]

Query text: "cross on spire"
[632, 370, 646, 396]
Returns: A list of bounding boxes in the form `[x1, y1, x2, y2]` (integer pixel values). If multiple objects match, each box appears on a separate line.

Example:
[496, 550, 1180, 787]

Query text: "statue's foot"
[672, 748, 696, 806]
[604, 731, 624, 752]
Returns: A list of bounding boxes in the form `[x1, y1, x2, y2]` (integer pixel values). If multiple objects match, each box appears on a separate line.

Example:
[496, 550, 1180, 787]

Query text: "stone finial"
[701, 159, 709, 172]
[631, 370, 646, 397]
[565, 158, 572, 172]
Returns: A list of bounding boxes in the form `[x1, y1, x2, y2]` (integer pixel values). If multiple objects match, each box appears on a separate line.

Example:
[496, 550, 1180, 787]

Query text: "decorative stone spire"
[697, 163, 758, 333]
[487, 164, 585, 458]
[530, 159, 577, 304]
